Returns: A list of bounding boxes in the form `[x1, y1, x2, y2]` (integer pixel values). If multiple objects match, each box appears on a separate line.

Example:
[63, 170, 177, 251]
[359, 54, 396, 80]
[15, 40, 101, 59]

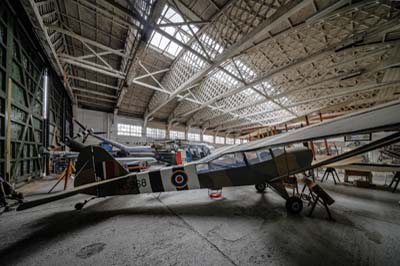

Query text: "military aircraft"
[63, 137, 157, 172]
[16, 101, 400, 214]
[74, 120, 155, 157]
[75, 120, 213, 164]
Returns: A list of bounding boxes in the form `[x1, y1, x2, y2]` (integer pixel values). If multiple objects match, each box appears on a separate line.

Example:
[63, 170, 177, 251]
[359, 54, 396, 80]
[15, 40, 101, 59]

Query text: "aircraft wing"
[332, 162, 400, 172]
[90, 134, 154, 153]
[200, 100, 400, 163]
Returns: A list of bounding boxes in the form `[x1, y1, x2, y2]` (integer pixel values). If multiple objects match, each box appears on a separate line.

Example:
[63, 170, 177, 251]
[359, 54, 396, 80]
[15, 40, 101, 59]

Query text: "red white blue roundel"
[171, 170, 188, 188]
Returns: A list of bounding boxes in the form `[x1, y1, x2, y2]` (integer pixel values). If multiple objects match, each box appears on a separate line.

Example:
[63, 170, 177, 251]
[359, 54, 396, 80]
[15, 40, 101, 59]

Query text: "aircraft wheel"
[255, 183, 266, 193]
[75, 202, 84, 210]
[285, 196, 303, 214]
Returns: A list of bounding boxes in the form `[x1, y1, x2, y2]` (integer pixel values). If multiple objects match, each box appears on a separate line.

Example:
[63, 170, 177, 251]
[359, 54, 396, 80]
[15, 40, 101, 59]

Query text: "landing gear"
[255, 183, 266, 193]
[74, 196, 97, 210]
[285, 196, 303, 214]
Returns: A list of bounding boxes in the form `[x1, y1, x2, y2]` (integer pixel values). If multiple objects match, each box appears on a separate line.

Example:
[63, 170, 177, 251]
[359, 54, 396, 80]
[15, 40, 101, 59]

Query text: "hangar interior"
[1, 0, 400, 265]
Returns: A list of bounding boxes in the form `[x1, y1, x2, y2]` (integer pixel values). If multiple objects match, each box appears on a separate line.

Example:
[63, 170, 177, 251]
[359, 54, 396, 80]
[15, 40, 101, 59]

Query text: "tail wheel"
[285, 196, 303, 214]
[255, 183, 266, 193]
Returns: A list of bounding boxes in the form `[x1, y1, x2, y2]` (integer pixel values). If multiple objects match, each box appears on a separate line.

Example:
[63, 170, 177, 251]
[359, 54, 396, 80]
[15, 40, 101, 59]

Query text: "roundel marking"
[171, 170, 188, 188]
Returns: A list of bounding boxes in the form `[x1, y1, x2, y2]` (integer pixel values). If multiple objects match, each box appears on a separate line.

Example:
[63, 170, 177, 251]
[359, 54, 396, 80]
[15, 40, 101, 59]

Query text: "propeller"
[73, 119, 106, 143]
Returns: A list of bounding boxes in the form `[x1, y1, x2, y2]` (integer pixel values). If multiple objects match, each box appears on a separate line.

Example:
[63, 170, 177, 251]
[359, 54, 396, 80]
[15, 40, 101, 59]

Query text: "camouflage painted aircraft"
[17, 101, 400, 213]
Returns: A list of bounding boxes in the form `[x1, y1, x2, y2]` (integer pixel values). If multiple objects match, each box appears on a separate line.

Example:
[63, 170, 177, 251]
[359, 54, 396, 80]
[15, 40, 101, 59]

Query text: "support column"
[305, 115, 316, 160]
[319, 112, 330, 155]
[165, 123, 170, 139]
[185, 125, 190, 140]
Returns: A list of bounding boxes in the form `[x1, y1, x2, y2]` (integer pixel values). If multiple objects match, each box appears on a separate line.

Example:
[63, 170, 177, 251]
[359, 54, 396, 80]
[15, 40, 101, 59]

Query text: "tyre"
[255, 183, 266, 193]
[285, 196, 303, 214]
[75, 202, 84, 210]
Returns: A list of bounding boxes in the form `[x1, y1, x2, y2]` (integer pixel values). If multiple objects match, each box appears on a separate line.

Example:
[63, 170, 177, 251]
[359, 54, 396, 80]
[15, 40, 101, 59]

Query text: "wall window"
[203, 134, 214, 143]
[170, 130, 185, 139]
[242, 139, 249, 143]
[117, 123, 130, 136]
[226, 137, 234, 145]
[188, 132, 200, 142]
[215, 136, 224, 144]
[146, 127, 166, 139]
[117, 123, 142, 137]
[235, 138, 241, 144]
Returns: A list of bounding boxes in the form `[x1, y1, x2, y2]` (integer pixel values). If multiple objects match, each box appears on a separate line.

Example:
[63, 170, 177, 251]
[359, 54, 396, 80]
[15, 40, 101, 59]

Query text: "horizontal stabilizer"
[17, 172, 135, 211]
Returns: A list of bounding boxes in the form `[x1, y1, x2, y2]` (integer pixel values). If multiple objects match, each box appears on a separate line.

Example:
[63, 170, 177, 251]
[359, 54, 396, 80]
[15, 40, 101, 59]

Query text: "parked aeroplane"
[74, 120, 155, 157]
[17, 101, 400, 213]
[63, 137, 157, 172]
[75, 120, 213, 164]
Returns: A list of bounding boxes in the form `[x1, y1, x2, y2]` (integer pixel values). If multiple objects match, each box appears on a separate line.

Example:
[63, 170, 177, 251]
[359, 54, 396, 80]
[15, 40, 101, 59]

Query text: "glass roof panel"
[148, 4, 199, 58]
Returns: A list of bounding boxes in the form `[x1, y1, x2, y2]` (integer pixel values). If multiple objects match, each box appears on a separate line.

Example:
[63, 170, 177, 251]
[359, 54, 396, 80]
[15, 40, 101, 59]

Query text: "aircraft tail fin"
[17, 146, 132, 211]
[74, 146, 129, 187]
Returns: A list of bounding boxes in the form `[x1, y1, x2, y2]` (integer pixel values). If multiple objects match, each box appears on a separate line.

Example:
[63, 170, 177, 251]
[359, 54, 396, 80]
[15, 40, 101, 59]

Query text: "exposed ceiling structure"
[22, 0, 400, 136]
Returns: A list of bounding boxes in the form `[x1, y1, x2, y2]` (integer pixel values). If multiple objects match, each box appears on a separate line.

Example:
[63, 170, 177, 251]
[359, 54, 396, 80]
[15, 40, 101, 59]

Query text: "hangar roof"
[22, 0, 400, 135]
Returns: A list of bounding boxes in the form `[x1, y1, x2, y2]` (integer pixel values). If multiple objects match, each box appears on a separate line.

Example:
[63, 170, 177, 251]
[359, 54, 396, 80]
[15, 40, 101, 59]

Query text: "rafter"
[72, 87, 117, 99]
[48, 26, 130, 58]
[145, 0, 313, 121]
[217, 81, 400, 131]
[187, 34, 397, 126]
[27, 0, 74, 100]
[68, 76, 119, 90]
[59, 54, 126, 79]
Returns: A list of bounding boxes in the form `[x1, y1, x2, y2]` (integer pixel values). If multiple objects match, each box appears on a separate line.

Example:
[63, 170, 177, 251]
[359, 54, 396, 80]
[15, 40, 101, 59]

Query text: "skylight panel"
[148, 4, 200, 58]
[233, 59, 256, 80]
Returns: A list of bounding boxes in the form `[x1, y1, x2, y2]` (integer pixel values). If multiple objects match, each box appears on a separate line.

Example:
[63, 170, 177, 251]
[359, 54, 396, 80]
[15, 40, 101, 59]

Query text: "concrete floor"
[0, 174, 399, 266]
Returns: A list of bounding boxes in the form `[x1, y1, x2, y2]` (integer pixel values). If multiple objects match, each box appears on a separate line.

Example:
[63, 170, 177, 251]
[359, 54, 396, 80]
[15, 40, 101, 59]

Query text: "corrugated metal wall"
[0, 1, 73, 185]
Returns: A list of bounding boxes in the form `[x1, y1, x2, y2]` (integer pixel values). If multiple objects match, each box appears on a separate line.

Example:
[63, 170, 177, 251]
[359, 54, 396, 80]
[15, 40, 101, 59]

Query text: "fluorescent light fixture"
[43, 69, 48, 119]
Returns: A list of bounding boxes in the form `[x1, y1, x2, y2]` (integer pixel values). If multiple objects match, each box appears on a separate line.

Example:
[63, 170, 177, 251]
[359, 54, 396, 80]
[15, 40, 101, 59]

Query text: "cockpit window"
[258, 150, 272, 161]
[196, 153, 246, 173]
[244, 151, 259, 165]
[272, 148, 284, 157]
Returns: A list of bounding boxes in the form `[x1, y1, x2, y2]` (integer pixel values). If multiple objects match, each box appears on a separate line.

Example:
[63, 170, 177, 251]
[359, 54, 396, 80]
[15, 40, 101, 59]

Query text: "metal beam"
[77, 50, 118, 60]
[145, 0, 313, 120]
[217, 80, 400, 131]
[170, 0, 397, 127]
[189, 40, 395, 125]
[78, 99, 114, 106]
[132, 66, 170, 81]
[131, 77, 265, 127]
[214, 48, 390, 125]
[27, 0, 74, 100]
[68, 75, 119, 90]
[77, 95, 116, 103]
[156, 21, 209, 28]
[59, 54, 126, 79]
[42, 10, 56, 19]
[48, 26, 129, 58]
[72, 87, 117, 99]
[285, 80, 400, 109]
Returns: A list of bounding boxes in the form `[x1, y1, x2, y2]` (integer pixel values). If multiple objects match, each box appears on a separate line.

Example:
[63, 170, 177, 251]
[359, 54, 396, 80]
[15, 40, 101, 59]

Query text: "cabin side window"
[272, 148, 284, 157]
[258, 149, 273, 161]
[196, 163, 209, 173]
[244, 151, 259, 165]
[196, 153, 246, 173]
